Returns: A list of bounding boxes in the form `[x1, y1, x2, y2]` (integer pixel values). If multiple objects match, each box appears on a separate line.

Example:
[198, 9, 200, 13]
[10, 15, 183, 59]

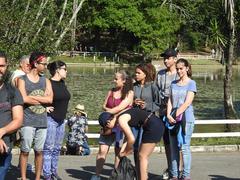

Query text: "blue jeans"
[43, 116, 65, 178]
[169, 121, 194, 178]
[81, 141, 91, 155]
[0, 153, 12, 180]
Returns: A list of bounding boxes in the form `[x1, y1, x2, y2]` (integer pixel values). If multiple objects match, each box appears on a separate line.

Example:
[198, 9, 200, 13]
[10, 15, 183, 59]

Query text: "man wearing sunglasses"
[17, 51, 53, 180]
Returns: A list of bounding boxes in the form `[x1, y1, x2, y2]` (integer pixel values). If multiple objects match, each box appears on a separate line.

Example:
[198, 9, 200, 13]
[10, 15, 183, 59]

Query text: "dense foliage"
[0, 0, 239, 60]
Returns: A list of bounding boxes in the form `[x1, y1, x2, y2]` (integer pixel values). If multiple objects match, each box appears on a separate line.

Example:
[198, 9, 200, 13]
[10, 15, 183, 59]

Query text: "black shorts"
[120, 108, 165, 143]
[142, 115, 165, 143]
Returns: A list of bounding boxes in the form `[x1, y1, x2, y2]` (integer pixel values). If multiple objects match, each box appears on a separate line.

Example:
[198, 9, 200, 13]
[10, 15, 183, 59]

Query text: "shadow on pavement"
[6, 162, 160, 180]
[209, 175, 240, 180]
[65, 162, 159, 180]
[65, 163, 114, 180]
[6, 164, 44, 180]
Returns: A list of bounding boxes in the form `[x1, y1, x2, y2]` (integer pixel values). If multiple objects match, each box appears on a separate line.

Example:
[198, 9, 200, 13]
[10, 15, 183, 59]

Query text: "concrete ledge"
[11, 145, 240, 155]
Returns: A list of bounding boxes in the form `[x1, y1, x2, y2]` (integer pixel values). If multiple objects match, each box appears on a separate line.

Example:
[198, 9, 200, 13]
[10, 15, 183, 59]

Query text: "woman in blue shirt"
[167, 59, 197, 180]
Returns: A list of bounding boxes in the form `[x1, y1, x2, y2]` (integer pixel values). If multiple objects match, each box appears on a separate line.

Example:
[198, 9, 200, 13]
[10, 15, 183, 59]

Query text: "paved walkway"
[6, 152, 240, 180]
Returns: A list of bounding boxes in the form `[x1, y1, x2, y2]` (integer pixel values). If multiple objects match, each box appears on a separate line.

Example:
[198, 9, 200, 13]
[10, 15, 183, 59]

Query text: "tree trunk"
[71, 0, 78, 51]
[223, 3, 238, 130]
[33, 17, 46, 41]
[55, 0, 85, 49]
[54, 0, 68, 35]
[21, 0, 49, 44]
[16, 0, 31, 43]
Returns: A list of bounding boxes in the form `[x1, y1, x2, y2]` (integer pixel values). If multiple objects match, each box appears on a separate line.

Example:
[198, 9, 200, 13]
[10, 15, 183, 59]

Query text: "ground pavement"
[6, 152, 240, 180]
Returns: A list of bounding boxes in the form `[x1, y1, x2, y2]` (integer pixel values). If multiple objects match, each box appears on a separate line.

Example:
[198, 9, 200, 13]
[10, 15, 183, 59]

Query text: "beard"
[0, 70, 9, 84]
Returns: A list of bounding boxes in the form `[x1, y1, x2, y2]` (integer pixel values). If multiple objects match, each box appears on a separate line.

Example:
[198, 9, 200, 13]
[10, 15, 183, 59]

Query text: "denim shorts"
[98, 133, 115, 147]
[20, 126, 47, 152]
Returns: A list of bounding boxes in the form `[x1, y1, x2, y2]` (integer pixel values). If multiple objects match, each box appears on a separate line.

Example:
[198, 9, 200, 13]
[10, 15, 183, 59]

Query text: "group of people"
[91, 48, 197, 180]
[0, 48, 197, 180]
[0, 51, 74, 180]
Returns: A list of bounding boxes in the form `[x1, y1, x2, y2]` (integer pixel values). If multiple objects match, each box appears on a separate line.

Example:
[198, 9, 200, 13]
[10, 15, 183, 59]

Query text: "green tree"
[223, 0, 238, 124]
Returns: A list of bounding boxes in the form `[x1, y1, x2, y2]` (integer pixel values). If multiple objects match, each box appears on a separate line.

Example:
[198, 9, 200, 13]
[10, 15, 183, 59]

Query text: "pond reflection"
[65, 66, 240, 120]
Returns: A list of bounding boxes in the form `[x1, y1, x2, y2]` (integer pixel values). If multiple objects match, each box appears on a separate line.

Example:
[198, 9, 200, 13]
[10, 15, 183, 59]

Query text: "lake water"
[65, 65, 240, 121]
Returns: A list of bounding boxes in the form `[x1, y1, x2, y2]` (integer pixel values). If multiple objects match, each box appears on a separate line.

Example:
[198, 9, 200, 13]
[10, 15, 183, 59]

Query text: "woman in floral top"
[66, 104, 90, 155]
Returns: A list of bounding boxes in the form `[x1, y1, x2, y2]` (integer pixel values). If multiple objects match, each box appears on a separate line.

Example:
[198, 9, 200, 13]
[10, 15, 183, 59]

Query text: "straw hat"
[74, 104, 87, 117]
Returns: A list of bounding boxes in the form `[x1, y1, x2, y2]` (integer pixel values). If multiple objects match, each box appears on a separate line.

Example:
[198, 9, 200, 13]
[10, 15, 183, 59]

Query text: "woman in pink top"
[91, 70, 134, 180]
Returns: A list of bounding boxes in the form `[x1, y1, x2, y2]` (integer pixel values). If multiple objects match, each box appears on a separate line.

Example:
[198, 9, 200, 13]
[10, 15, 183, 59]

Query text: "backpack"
[109, 156, 137, 180]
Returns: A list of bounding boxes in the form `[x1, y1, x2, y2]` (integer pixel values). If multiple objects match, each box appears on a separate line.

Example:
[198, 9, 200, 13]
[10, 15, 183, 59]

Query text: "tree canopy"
[0, 0, 239, 60]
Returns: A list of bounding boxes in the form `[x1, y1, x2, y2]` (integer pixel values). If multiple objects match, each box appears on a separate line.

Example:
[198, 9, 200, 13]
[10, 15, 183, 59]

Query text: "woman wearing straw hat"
[66, 104, 90, 155]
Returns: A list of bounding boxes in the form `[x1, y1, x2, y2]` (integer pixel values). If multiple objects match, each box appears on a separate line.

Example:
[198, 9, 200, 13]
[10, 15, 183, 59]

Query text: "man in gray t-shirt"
[0, 52, 23, 179]
[156, 48, 178, 179]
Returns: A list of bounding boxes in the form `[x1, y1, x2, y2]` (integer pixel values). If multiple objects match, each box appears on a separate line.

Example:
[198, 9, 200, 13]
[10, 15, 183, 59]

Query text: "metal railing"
[86, 119, 240, 139]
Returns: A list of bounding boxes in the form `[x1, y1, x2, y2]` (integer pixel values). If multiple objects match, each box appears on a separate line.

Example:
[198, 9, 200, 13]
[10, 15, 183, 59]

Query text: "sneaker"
[162, 169, 169, 180]
[90, 175, 101, 180]
[51, 174, 62, 180]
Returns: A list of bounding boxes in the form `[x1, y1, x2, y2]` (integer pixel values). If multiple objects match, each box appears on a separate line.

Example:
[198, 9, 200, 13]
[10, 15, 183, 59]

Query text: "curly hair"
[135, 63, 156, 83]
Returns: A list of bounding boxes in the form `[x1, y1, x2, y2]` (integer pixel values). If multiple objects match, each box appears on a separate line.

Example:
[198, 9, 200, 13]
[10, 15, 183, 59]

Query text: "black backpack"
[109, 156, 137, 180]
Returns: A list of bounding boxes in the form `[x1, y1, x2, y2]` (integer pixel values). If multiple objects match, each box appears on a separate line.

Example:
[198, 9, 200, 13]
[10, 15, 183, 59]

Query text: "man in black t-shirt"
[0, 51, 24, 179]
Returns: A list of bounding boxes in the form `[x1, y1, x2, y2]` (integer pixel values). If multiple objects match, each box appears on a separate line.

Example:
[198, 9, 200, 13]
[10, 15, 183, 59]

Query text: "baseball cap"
[98, 112, 113, 127]
[160, 48, 177, 58]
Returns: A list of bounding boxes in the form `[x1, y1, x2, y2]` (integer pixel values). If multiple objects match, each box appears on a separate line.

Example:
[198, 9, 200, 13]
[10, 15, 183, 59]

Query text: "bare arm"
[31, 79, 53, 104]
[102, 90, 112, 110]
[0, 105, 23, 139]
[167, 97, 176, 124]
[18, 78, 40, 105]
[105, 91, 134, 114]
[176, 91, 195, 117]
[12, 77, 19, 87]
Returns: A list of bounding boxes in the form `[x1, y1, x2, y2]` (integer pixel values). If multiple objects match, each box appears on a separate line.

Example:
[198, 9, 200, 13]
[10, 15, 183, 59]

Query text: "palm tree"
[223, 0, 238, 130]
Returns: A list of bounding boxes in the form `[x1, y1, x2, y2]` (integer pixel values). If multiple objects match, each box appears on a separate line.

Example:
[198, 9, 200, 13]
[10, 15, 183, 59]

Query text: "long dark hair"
[47, 60, 66, 76]
[117, 70, 133, 100]
[176, 58, 192, 77]
[135, 63, 156, 83]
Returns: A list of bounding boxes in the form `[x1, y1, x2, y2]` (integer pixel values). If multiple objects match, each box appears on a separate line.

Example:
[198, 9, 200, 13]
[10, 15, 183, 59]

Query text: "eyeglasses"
[38, 62, 48, 66]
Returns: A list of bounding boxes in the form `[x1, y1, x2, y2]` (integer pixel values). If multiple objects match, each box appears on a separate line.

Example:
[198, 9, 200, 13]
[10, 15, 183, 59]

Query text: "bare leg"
[139, 143, 156, 180]
[20, 151, 29, 180]
[95, 144, 110, 175]
[34, 151, 43, 180]
[118, 114, 135, 156]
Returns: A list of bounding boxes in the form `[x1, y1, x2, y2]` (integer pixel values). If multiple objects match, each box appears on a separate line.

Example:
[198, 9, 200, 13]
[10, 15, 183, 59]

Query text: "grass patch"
[51, 55, 107, 63]
[187, 59, 221, 65]
[191, 137, 240, 146]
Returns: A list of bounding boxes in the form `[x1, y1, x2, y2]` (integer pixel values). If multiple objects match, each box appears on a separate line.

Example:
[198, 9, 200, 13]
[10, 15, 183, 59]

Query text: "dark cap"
[98, 112, 113, 127]
[160, 48, 177, 58]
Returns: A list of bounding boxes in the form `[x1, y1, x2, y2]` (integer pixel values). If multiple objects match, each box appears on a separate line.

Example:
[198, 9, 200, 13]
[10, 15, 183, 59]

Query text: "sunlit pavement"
[6, 152, 240, 180]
